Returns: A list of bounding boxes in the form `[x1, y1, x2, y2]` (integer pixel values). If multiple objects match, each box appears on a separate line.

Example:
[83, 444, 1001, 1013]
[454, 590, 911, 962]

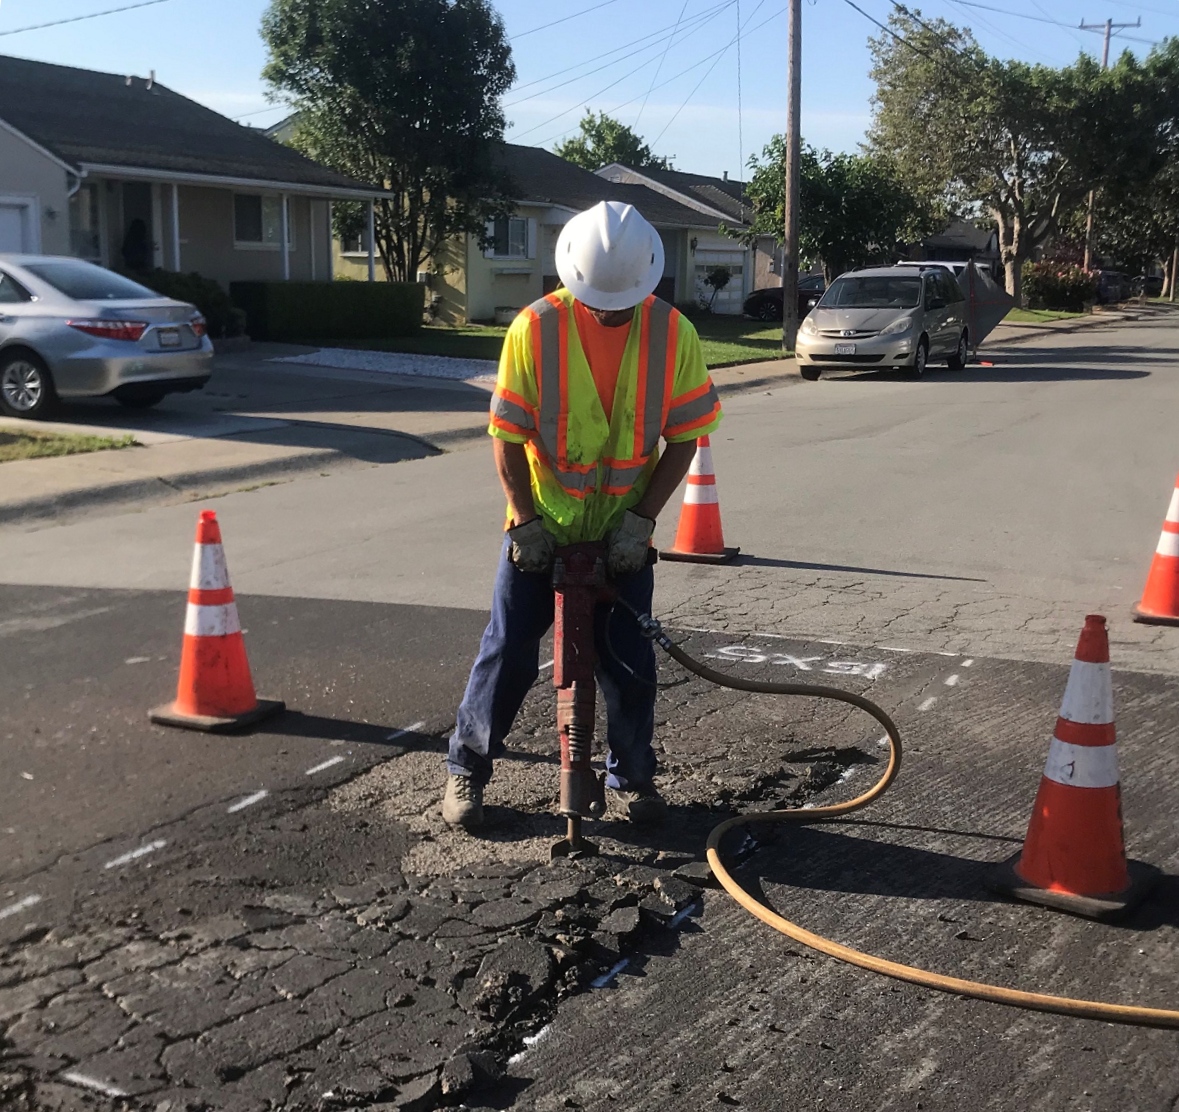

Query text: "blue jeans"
[447, 540, 657, 790]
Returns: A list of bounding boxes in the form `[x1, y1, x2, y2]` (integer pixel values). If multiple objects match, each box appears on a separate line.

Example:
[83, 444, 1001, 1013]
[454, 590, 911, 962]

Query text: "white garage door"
[0, 204, 28, 253]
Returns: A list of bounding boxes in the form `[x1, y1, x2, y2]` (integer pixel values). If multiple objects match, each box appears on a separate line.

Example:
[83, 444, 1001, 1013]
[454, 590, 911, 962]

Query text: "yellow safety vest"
[489, 288, 722, 545]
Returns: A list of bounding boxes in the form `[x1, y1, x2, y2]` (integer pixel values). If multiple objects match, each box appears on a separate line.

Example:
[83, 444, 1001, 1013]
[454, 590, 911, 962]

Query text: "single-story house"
[0, 54, 384, 287]
[596, 163, 781, 307]
[332, 143, 758, 323]
[907, 218, 1000, 269]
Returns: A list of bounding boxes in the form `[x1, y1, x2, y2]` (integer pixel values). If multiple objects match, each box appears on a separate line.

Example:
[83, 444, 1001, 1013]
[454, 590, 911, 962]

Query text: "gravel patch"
[271, 348, 497, 381]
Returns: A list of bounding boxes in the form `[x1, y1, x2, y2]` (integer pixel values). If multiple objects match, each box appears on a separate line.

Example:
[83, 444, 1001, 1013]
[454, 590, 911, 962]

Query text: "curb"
[984, 310, 1139, 348]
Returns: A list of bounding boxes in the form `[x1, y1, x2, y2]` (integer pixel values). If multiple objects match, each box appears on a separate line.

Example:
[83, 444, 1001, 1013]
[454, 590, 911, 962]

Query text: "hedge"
[228, 280, 424, 342]
[1021, 261, 1097, 313]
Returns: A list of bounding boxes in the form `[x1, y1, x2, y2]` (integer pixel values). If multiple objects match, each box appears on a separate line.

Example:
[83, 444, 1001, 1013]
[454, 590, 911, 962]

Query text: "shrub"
[228, 281, 424, 342]
[1021, 261, 1097, 312]
[675, 300, 710, 320]
[126, 269, 245, 339]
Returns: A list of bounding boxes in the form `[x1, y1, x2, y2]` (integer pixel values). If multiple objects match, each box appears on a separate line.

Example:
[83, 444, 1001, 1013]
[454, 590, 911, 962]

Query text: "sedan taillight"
[190, 314, 208, 338]
[68, 319, 148, 342]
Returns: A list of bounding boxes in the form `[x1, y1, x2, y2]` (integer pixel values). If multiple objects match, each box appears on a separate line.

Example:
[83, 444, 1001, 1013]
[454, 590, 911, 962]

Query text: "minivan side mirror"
[926, 296, 946, 310]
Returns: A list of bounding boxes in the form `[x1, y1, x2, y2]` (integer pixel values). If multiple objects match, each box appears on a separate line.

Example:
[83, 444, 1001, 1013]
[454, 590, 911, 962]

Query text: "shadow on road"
[733, 555, 987, 582]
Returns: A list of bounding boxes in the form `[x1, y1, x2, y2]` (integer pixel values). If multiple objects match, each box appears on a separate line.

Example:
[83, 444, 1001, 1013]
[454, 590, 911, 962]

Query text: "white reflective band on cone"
[1166, 487, 1179, 525]
[184, 602, 242, 637]
[1057, 660, 1113, 724]
[1156, 531, 1179, 559]
[683, 484, 720, 505]
[688, 447, 715, 477]
[1043, 736, 1120, 789]
[190, 543, 231, 591]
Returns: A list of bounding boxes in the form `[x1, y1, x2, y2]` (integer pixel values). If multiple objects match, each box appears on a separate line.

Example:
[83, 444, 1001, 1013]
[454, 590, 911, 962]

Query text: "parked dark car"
[743, 274, 825, 321]
[1132, 273, 1164, 297]
[1095, 270, 1131, 305]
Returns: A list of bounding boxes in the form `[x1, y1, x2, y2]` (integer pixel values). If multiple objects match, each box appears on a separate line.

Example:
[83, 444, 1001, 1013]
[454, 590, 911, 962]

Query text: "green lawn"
[348, 315, 787, 367]
[1004, 307, 1085, 324]
[0, 428, 137, 463]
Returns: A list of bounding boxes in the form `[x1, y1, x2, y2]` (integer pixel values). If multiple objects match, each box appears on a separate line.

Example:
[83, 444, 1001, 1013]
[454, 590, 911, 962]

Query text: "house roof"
[921, 219, 995, 253]
[495, 144, 722, 229]
[0, 54, 379, 195]
[626, 166, 753, 224]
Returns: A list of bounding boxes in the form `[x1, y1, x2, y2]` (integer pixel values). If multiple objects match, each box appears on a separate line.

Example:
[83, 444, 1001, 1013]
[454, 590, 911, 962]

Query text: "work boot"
[609, 784, 667, 825]
[442, 774, 484, 829]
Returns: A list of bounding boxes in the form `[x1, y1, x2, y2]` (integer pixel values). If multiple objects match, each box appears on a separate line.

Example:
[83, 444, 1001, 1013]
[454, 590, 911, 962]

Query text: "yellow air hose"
[650, 636, 1179, 1030]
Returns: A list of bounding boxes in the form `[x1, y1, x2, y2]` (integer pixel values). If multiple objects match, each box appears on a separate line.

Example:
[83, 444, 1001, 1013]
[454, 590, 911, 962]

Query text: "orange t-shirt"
[572, 300, 632, 421]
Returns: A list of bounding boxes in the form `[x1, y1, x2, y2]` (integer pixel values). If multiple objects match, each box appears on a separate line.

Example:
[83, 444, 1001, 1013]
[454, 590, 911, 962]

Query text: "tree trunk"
[1004, 258, 1022, 307]
[1170, 241, 1179, 303]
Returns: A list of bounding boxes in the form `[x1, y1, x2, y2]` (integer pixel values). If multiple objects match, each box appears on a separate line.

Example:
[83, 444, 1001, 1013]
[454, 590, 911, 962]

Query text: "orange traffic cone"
[150, 510, 284, 733]
[990, 615, 1158, 920]
[1133, 474, 1179, 626]
[660, 436, 739, 564]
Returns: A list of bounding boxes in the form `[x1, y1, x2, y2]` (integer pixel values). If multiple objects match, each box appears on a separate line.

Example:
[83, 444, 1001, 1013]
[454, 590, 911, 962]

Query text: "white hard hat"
[555, 201, 665, 311]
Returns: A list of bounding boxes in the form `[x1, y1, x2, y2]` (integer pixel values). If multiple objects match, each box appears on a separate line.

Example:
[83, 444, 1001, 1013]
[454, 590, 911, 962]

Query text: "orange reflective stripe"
[490, 414, 532, 437]
[664, 402, 721, 439]
[496, 385, 535, 414]
[670, 379, 712, 408]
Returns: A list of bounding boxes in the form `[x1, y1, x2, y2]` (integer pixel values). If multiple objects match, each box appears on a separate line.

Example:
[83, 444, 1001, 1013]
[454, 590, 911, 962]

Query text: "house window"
[341, 231, 370, 256]
[234, 194, 291, 249]
[69, 183, 102, 261]
[487, 216, 528, 259]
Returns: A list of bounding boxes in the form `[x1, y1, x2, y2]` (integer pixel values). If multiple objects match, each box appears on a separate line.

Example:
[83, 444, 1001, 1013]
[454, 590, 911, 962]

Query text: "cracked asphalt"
[3, 316, 1179, 1109]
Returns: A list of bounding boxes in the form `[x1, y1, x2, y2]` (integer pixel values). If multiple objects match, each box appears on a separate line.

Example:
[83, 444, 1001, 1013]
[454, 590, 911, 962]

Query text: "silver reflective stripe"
[604, 461, 647, 491]
[667, 384, 719, 430]
[491, 393, 535, 430]
[533, 297, 562, 459]
[641, 301, 673, 456]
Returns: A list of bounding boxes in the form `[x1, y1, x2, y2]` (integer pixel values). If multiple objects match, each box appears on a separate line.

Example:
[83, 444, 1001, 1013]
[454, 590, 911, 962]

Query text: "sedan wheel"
[757, 300, 782, 322]
[0, 352, 56, 419]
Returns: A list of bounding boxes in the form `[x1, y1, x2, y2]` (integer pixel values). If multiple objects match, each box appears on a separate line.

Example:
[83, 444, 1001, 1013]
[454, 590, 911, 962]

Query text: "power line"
[948, 0, 1159, 44]
[635, 0, 691, 129]
[0, 0, 176, 37]
[842, 0, 944, 63]
[505, 1, 735, 109]
[511, 0, 627, 41]
[651, 0, 773, 148]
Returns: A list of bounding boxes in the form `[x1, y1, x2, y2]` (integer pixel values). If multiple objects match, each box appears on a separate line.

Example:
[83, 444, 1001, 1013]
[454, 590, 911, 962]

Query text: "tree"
[867, 11, 1179, 302]
[554, 111, 672, 172]
[702, 265, 732, 309]
[261, 0, 517, 284]
[740, 139, 937, 281]
[1081, 158, 1179, 283]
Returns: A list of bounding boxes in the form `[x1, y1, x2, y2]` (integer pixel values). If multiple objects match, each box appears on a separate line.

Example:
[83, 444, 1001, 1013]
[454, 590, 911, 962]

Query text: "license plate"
[834, 342, 856, 356]
[158, 327, 181, 348]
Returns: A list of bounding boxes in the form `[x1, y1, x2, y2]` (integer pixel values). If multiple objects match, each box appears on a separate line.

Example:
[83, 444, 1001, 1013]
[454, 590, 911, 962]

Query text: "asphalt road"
[2, 314, 1178, 1108]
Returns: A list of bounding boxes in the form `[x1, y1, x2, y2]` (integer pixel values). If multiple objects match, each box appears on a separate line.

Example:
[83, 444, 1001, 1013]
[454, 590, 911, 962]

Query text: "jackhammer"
[549, 542, 610, 859]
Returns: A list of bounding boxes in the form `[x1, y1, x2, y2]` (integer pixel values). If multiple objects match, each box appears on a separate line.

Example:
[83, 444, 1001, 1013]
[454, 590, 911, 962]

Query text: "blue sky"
[0, 0, 1174, 178]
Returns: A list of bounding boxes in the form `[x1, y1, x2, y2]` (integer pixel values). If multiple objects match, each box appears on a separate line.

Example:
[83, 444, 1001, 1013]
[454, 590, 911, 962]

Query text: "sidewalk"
[0, 345, 799, 528]
[983, 302, 1161, 347]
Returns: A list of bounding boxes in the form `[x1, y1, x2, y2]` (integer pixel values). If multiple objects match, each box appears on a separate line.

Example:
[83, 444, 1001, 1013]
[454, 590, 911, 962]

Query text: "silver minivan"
[795, 265, 969, 380]
[0, 255, 213, 418]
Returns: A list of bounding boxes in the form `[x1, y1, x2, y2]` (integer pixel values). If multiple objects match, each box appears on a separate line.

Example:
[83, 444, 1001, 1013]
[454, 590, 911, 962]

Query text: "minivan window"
[821, 276, 922, 309]
[21, 261, 159, 301]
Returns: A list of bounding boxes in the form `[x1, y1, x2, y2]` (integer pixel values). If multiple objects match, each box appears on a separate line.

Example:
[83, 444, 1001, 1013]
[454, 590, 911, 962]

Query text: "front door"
[120, 182, 155, 272]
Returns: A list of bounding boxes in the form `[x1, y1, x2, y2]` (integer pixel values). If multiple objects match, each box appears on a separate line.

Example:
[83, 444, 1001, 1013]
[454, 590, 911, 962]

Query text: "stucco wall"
[0, 125, 71, 254]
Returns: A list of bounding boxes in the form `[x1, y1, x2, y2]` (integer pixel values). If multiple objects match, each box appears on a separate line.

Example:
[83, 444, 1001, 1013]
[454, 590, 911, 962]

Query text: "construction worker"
[442, 201, 722, 830]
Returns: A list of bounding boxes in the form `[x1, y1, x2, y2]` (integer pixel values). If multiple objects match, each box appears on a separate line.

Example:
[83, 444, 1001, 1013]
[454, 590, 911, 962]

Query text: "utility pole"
[1079, 16, 1141, 271]
[781, 0, 802, 353]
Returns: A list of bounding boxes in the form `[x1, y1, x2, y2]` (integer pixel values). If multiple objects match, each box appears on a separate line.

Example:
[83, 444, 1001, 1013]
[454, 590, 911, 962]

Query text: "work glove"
[507, 517, 556, 574]
[606, 510, 655, 578]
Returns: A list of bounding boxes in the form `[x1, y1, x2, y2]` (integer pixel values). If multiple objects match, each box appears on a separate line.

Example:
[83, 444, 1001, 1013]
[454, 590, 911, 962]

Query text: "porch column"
[326, 201, 334, 281]
[280, 192, 290, 281]
[367, 198, 376, 282]
[170, 183, 181, 271]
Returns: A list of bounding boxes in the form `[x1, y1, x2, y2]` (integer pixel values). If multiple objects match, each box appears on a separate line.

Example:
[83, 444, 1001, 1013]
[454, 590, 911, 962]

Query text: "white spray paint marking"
[591, 959, 630, 988]
[917, 696, 938, 712]
[670, 900, 701, 929]
[508, 1023, 554, 1065]
[944, 674, 960, 687]
[228, 790, 268, 813]
[876, 734, 890, 748]
[706, 645, 887, 679]
[385, 720, 426, 742]
[104, 840, 166, 869]
[838, 767, 857, 784]
[962, 659, 975, 668]
[880, 646, 958, 657]
[61, 1073, 128, 1098]
[0, 894, 42, 920]
[124, 656, 151, 665]
[305, 756, 345, 776]
[539, 659, 554, 671]
[20, 772, 33, 780]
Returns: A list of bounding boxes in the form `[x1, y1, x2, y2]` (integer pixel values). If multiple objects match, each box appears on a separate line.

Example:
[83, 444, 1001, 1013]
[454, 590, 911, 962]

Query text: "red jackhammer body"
[550, 542, 612, 858]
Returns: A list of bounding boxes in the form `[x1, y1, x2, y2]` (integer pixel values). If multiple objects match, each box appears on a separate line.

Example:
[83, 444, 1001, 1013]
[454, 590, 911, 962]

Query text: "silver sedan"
[0, 255, 213, 419]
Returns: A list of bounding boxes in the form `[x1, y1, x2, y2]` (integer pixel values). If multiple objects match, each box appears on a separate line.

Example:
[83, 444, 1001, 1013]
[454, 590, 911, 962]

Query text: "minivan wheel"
[911, 337, 929, 378]
[800, 365, 821, 381]
[0, 350, 57, 419]
[947, 330, 969, 370]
